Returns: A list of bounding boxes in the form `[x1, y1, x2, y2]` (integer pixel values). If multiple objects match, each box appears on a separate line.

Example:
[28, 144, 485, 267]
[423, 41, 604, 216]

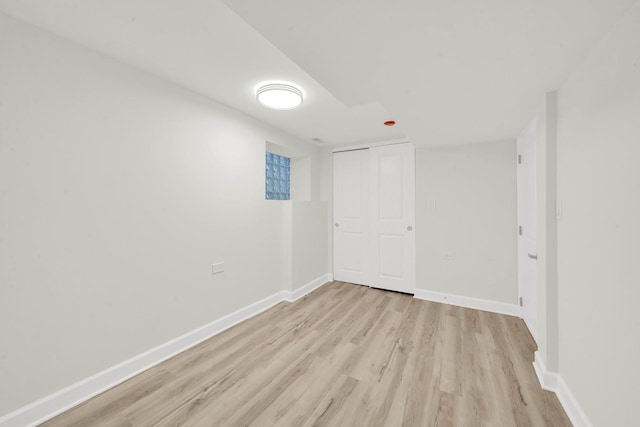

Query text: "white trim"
[555, 375, 594, 427]
[284, 273, 333, 302]
[412, 290, 594, 427]
[533, 351, 558, 390]
[533, 351, 593, 427]
[413, 288, 521, 317]
[0, 274, 332, 427]
[332, 139, 411, 153]
[521, 314, 539, 346]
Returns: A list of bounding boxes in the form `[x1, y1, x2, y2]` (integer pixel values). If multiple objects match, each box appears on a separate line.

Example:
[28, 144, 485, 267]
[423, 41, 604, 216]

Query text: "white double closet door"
[333, 143, 415, 294]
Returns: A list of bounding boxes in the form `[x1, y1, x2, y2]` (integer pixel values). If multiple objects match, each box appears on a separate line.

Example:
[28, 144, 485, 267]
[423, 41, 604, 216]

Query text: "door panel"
[341, 232, 365, 272]
[378, 153, 404, 219]
[333, 149, 370, 285]
[379, 234, 404, 278]
[370, 143, 415, 293]
[517, 120, 538, 340]
[342, 166, 365, 218]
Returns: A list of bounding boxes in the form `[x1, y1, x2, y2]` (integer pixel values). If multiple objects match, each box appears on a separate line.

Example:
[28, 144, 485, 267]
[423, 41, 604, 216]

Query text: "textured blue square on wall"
[265, 152, 290, 200]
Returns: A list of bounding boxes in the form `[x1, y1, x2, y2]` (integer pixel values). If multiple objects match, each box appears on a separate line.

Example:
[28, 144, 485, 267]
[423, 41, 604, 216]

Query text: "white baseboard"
[0, 274, 332, 427]
[284, 273, 333, 302]
[555, 376, 594, 427]
[413, 289, 592, 427]
[407, 289, 594, 426]
[413, 288, 521, 317]
[521, 314, 539, 346]
[533, 351, 593, 427]
[533, 351, 558, 390]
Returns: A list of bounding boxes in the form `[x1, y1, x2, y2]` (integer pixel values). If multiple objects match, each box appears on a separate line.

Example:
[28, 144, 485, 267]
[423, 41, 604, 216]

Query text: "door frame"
[517, 119, 538, 342]
[333, 138, 410, 153]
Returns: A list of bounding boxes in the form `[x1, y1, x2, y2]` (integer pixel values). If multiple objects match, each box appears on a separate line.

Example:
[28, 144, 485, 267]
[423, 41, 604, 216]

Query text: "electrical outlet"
[212, 262, 225, 275]
[442, 251, 454, 261]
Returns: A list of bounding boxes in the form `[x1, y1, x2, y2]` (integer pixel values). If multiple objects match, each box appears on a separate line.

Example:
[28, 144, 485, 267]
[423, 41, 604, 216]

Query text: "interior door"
[333, 149, 370, 285]
[517, 120, 538, 340]
[370, 143, 415, 294]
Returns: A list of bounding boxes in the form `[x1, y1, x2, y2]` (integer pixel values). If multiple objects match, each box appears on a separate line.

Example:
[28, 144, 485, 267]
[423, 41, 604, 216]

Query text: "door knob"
[528, 253, 537, 260]
[335, 223, 339, 227]
[407, 226, 413, 231]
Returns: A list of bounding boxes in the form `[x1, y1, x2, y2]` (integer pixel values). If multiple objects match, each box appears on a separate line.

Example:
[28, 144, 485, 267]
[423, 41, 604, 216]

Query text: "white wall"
[291, 157, 311, 201]
[319, 147, 334, 273]
[533, 92, 560, 373]
[416, 141, 518, 304]
[0, 13, 326, 417]
[292, 201, 328, 290]
[556, 2, 640, 425]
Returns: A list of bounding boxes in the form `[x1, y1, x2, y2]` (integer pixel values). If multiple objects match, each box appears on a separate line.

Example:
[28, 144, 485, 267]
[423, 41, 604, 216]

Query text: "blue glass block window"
[265, 152, 290, 200]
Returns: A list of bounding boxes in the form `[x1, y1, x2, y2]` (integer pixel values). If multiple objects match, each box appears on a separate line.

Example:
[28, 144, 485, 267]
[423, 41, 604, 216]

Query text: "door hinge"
[519, 297, 523, 307]
[518, 154, 522, 164]
[518, 225, 523, 235]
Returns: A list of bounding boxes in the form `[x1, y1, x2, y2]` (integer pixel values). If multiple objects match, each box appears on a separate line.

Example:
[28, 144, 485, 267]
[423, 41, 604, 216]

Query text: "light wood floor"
[41, 281, 571, 426]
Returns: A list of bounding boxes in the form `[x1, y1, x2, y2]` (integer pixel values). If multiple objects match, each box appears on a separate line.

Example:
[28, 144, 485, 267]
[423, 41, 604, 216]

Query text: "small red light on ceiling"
[384, 120, 396, 126]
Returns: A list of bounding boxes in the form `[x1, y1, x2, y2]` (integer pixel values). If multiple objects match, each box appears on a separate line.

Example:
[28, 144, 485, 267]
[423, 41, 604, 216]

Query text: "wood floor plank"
[40, 281, 572, 427]
[302, 374, 360, 427]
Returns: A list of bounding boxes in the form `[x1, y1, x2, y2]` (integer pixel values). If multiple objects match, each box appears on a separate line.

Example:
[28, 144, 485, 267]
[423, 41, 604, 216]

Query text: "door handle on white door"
[407, 226, 413, 231]
[528, 253, 537, 260]
[335, 223, 339, 227]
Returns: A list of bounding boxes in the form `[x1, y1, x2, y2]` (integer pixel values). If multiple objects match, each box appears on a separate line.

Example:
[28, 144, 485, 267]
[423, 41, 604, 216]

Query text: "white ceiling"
[0, 0, 634, 147]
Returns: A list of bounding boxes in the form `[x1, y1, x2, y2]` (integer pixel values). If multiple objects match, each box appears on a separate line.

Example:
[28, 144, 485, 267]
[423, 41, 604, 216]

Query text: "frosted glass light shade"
[256, 84, 303, 110]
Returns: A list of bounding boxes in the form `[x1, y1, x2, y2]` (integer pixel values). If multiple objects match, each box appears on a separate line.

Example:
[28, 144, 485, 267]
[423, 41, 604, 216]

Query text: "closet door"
[333, 149, 370, 285]
[370, 143, 415, 293]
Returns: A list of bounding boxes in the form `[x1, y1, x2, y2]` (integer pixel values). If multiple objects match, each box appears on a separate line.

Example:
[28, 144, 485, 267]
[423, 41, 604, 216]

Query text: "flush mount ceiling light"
[256, 83, 303, 110]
